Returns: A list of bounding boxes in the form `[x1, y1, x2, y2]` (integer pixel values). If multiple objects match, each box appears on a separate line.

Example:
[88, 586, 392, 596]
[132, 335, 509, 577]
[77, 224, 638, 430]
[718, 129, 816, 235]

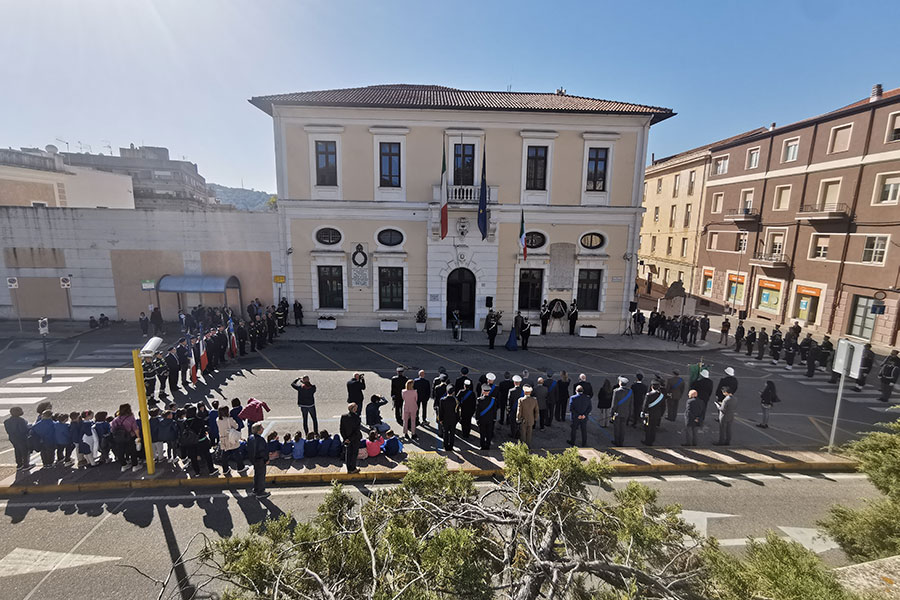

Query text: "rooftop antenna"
[507, 84, 512, 92]
[55, 138, 70, 152]
[76, 141, 84, 152]
[101, 139, 112, 154]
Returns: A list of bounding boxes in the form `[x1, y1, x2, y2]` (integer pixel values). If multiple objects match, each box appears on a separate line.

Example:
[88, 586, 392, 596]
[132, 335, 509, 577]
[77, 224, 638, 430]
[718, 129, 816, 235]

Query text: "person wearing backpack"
[181, 404, 217, 476]
[110, 404, 140, 472]
[757, 380, 779, 428]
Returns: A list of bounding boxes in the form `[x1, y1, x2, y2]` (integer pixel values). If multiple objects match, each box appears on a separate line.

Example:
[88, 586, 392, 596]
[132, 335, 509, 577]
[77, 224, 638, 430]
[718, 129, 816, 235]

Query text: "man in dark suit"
[438, 388, 459, 451]
[628, 374, 648, 428]
[247, 424, 270, 498]
[176, 338, 190, 387]
[347, 373, 366, 406]
[340, 403, 362, 474]
[568, 302, 579, 335]
[236, 321, 248, 356]
[390, 366, 408, 424]
[165, 347, 180, 396]
[413, 370, 431, 425]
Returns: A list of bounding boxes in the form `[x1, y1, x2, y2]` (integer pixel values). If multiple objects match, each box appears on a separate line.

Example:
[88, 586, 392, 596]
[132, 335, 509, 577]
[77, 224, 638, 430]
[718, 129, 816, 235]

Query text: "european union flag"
[478, 146, 488, 240]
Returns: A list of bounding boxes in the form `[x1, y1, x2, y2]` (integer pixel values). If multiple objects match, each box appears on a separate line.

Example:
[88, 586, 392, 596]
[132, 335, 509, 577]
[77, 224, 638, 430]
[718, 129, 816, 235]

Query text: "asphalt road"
[0, 471, 877, 599]
[0, 327, 895, 459]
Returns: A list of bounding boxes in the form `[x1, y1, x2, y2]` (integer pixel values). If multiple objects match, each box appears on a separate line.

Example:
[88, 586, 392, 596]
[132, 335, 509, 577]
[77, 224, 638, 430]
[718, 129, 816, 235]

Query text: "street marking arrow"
[0, 547, 120, 577]
[680, 510, 736, 537]
[778, 527, 840, 553]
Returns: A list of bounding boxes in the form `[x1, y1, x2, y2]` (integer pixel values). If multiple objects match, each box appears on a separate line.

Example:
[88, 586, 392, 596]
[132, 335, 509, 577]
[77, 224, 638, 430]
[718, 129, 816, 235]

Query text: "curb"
[0, 459, 857, 498]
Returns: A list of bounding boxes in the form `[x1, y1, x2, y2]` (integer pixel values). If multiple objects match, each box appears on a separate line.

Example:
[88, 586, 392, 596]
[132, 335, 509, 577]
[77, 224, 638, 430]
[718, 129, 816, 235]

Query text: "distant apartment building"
[639, 128, 766, 296]
[62, 144, 223, 210]
[0, 146, 134, 209]
[694, 84, 900, 349]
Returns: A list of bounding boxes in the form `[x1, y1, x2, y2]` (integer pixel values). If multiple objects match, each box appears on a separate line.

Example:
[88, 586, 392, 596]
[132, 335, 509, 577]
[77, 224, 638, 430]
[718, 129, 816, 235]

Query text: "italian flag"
[519, 209, 527, 260]
[439, 144, 448, 239]
[189, 341, 198, 384]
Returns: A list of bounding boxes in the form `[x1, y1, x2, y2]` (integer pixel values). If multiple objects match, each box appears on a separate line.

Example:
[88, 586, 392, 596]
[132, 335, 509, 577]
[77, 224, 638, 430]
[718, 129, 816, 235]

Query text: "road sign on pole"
[59, 276, 71, 288]
[828, 338, 863, 453]
[140, 280, 156, 291]
[6, 277, 18, 289]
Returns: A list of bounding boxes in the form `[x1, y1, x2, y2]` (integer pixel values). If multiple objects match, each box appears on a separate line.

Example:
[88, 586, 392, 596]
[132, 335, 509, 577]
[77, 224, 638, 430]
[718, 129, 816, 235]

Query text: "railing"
[724, 207, 760, 217]
[433, 184, 498, 203]
[798, 203, 849, 214]
[751, 251, 789, 264]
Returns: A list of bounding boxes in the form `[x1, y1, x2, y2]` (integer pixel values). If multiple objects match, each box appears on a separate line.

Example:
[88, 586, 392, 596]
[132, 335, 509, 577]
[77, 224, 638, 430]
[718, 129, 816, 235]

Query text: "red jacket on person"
[238, 398, 270, 422]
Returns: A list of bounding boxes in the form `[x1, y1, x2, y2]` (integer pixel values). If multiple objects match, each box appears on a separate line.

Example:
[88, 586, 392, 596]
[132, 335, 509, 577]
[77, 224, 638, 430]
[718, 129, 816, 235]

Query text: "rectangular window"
[681, 237, 688, 257]
[666, 237, 673, 256]
[688, 170, 696, 195]
[678, 270, 684, 282]
[315, 140, 337, 186]
[711, 193, 723, 213]
[773, 185, 791, 211]
[651, 236, 657, 252]
[702, 270, 714, 296]
[653, 206, 659, 222]
[708, 232, 719, 250]
[740, 189, 754, 210]
[669, 205, 677, 227]
[518, 269, 544, 310]
[317, 265, 344, 309]
[746, 147, 760, 169]
[684, 203, 692, 227]
[862, 236, 888, 264]
[829, 124, 852, 154]
[525, 146, 548, 190]
[713, 156, 729, 175]
[576, 269, 602, 311]
[782, 138, 799, 163]
[379, 142, 401, 187]
[453, 143, 475, 186]
[673, 173, 680, 197]
[737, 233, 748, 253]
[889, 113, 900, 143]
[767, 231, 785, 255]
[657, 178, 662, 193]
[819, 180, 840, 208]
[877, 174, 900, 204]
[811, 235, 829, 259]
[586, 147, 608, 191]
[848, 295, 876, 339]
[664, 268, 670, 284]
[377, 267, 403, 310]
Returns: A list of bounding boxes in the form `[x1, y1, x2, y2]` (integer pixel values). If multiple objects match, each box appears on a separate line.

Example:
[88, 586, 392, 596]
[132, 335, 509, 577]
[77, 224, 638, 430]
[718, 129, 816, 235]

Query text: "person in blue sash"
[611, 377, 632, 446]
[641, 383, 666, 446]
[476, 384, 498, 450]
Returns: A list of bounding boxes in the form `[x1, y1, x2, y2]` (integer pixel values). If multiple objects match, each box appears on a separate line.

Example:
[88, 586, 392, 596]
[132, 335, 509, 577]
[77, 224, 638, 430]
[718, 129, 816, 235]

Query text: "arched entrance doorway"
[446, 268, 476, 328]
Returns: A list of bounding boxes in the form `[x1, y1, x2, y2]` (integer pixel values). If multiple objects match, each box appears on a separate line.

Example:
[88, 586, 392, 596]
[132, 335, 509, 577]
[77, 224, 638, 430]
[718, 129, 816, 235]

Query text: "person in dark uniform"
[641, 383, 666, 446]
[756, 327, 769, 360]
[153, 351, 168, 399]
[247, 423, 270, 497]
[412, 370, 430, 425]
[854, 344, 876, 392]
[568, 301, 579, 335]
[519, 317, 531, 350]
[165, 347, 180, 396]
[176, 338, 191, 387]
[690, 369, 714, 425]
[453, 367, 469, 394]
[255, 316, 267, 350]
[274, 304, 286, 333]
[513, 311, 524, 340]
[628, 374, 647, 428]
[216, 326, 228, 364]
[611, 377, 632, 446]
[878, 350, 900, 402]
[432, 373, 448, 436]
[390, 366, 408, 424]
[819, 336, 834, 372]
[486, 313, 498, 349]
[744, 327, 757, 357]
[495, 372, 513, 425]
[700, 315, 711, 341]
[734, 320, 745, 352]
[457, 379, 476, 438]
[539, 300, 550, 335]
[769, 327, 784, 364]
[437, 387, 459, 451]
[716, 367, 738, 404]
[476, 384, 497, 450]
[206, 330, 219, 372]
[339, 403, 362, 474]
[664, 370, 685, 422]
[799, 333, 813, 364]
[266, 312, 276, 344]
[805, 339, 819, 378]
[236, 321, 248, 356]
[248, 318, 258, 353]
[142, 356, 156, 401]
[293, 300, 303, 326]
[783, 333, 798, 370]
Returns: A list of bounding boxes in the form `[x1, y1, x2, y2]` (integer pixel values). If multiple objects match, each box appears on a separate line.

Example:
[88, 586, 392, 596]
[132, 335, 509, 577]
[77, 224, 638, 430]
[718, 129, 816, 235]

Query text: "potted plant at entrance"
[415, 306, 427, 333]
[317, 315, 337, 330]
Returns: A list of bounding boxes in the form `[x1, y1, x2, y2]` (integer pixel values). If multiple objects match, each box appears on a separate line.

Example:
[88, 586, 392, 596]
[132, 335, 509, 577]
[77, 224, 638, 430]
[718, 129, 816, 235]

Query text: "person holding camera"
[347, 373, 366, 406]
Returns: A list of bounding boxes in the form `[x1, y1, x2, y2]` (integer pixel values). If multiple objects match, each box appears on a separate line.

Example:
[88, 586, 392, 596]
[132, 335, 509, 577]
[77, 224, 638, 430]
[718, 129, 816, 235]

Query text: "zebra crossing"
[0, 367, 111, 417]
[63, 343, 138, 367]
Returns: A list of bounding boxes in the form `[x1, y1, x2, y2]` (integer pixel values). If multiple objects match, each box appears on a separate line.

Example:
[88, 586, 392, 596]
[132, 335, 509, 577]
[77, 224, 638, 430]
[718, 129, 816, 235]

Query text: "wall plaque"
[350, 243, 370, 287]
[548, 242, 576, 290]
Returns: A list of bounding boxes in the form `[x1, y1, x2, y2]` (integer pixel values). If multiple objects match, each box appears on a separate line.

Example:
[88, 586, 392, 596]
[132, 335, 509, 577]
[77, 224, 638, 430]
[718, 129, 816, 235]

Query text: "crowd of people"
[632, 311, 711, 345]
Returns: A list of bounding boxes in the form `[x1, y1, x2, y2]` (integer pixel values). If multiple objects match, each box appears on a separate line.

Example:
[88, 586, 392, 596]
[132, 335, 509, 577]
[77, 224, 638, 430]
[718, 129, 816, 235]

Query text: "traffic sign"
[833, 338, 865, 379]
[59, 276, 71, 288]
[6, 277, 18, 289]
[38, 318, 49, 336]
[141, 279, 155, 291]
[274, 275, 286, 284]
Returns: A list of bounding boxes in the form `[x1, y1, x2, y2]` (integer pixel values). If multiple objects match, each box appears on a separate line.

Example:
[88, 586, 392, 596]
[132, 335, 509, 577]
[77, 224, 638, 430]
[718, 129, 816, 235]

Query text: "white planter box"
[529, 323, 541, 336]
[380, 320, 399, 332]
[579, 326, 598, 338]
[317, 319, 337, 330]
[415, 322, 426, 333]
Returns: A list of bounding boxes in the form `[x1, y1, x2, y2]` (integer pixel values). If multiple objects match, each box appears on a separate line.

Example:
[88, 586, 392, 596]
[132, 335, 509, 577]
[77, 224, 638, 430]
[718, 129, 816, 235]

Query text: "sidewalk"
[0, 447, 856, 497]
[0, 319, 106, 341]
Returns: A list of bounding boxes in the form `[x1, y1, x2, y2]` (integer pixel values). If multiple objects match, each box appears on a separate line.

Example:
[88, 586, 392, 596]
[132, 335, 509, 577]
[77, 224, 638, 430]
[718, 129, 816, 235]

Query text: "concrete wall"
[0, 207, 281, 322]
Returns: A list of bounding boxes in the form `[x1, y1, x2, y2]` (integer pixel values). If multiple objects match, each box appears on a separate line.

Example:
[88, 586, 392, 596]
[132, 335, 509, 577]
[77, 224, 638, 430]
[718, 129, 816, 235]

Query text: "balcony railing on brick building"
[724, 207, 760, 222]
[749, 252, 789, 267]
[795, 203, 850, 221]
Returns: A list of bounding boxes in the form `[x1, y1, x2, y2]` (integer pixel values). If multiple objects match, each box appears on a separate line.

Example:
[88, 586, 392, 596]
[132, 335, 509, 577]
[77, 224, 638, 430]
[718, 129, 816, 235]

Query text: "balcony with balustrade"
[795, 203, 850, 221]
[724, 207, 760, 223]
[748, 251, 790, 268]
[432, 184, 499, 205]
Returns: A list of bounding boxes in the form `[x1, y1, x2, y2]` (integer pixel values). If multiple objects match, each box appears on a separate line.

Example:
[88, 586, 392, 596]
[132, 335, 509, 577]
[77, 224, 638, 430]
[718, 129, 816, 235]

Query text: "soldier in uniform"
[854, 344, 876, 392]
[539, 300, 550, 335]
[142, 356, 157, 401]
[255, 315, 267, 350]
[165, 347, 180, 396]
[769, 326, 784, 364]
[177, 338, 191, 387]
[275, 303, 286, 333]
[805, 338, 820, 378]
[519, 316, 531, 350]
[641, 382, 666, 446]
[216, 326, 228, 364]
[756, 327, 769, 360]
[568, 301, 579, 335]
[236, 320, 248, 356]
[486, 312, 498, 349]
[664, 369, 685, 422]
[457, 379, 476, 439]
[744, 327, 757, 357]
[153, 351, 168, 399]
[611, 377, 632, 446]
[783, 333, 799, 370]
[507, 375, 524, 438]
[265, 310, 277, 344]
[476, 384, 497, 450]
[733, 320, 745, 352]
[798, 333, 813, 365]
[877, 350, 900, 402]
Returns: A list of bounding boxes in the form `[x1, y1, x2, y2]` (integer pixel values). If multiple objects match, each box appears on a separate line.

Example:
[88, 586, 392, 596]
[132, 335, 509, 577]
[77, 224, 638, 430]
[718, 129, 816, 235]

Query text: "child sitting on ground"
[304, 431, 319, 458]
[366, 430, 384, 458]
[281, 433, 294, 459]
[266, 431, 281, 461]
[317, 430, 333, 457]
[291, 431, 305, 459]
[365, 395, 390, 434]
[382, 429, 403, 457]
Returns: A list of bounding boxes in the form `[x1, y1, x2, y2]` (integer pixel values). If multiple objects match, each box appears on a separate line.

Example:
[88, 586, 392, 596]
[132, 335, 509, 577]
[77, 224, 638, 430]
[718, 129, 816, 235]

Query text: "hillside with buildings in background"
[208, 183, 275, 211]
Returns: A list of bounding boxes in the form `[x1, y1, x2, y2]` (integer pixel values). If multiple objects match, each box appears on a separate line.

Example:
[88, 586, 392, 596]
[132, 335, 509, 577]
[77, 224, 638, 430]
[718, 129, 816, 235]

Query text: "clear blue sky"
[1, 0, 897, 192]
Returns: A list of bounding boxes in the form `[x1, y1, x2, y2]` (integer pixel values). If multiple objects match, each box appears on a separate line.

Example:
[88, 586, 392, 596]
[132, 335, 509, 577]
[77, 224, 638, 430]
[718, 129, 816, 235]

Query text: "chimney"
[769, 122, 776, 131]
[555, 87, 566, 96]
[870, 83, 883, 103]
[651, 152, 655, 163]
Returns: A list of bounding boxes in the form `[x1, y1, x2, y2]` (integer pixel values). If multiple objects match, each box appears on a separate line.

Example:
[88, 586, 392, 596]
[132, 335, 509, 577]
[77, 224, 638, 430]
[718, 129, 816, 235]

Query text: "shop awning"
[157, 275, 241, 294]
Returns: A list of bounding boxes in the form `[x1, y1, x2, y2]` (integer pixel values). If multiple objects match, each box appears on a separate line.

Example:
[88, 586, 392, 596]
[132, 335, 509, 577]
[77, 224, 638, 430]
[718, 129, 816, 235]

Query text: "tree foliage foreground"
[199, 444, 873, 600]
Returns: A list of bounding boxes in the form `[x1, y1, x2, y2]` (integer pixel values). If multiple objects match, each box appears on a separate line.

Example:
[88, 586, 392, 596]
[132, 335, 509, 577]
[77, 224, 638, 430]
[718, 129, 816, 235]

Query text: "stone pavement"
[0, 446, 856, 497]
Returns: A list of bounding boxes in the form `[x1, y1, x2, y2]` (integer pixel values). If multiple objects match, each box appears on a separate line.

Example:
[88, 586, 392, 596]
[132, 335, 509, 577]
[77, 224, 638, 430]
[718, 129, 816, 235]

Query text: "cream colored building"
[0, 146, 135, 209]
[638, 128, 766, 297]
[251, 84, 673, 332]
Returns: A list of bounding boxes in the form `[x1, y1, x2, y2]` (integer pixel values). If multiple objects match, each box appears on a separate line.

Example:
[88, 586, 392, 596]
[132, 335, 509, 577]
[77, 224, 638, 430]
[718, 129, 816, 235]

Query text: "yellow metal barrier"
[132, 349, 156, 475]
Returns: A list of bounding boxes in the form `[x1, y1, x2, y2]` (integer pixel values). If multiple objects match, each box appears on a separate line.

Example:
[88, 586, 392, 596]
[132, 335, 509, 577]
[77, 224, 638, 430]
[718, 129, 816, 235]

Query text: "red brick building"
[693, 84, 900, 350]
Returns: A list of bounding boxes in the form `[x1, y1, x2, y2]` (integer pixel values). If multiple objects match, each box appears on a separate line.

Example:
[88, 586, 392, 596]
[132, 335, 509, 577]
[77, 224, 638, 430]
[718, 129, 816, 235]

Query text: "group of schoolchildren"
[261, 427, 402, 462]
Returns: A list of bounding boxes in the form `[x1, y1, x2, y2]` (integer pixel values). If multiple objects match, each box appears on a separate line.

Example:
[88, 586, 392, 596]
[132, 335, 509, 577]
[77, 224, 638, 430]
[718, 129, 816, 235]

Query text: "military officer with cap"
[165, 347, 180, 396]
[176, 338, 191, 387]
[142, 355, 157, 401]
[153, 351, 168, 398]
[611, 376, 632, 446]
[477, 383, 498, 450]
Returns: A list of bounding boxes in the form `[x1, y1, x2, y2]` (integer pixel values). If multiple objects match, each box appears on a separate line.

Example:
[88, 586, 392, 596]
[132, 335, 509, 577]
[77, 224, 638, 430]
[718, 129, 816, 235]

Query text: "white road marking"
[0, 341, 13, 355]
[0, 386, 70, 394]
[680, 510, 736, 537]
[65, 340, 80, 362]
[778, 526, 840, 553]
[31, 368, 110, 375]
[0, 548, 121, 578]
[7, 377, 92, 384]
[0, 396, 48, 405]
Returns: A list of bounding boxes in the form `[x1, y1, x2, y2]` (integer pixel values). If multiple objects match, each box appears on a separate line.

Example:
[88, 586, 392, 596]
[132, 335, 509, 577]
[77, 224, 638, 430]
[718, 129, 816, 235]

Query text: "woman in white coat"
[217, 407, 247, 475]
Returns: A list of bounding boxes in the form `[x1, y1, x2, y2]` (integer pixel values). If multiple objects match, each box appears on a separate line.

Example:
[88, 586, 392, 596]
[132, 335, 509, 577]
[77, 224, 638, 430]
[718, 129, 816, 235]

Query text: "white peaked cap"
[486, 372, 496, 381]
[522, 385, 533, 393]
[464, 379, 471, 386]
[700, 369, 710, 378]
[512, 375, 522, 383]
[724, 367, 735, 376]
[618, 376, 629, 385]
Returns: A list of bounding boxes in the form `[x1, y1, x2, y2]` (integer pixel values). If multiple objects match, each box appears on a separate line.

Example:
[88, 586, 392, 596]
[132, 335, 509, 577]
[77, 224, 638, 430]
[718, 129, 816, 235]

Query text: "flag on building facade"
[477, 146, 488, 240]
[519, 209, 527, 260]
[440, 143, 449, 239]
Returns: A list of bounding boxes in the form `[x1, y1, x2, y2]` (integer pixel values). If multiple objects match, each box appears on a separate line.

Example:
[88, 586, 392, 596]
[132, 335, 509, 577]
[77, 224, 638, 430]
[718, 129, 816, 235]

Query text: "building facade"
[0, 146, 134, 209]
[250, 84, 673, 331]
[694, 84, 900, 349]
